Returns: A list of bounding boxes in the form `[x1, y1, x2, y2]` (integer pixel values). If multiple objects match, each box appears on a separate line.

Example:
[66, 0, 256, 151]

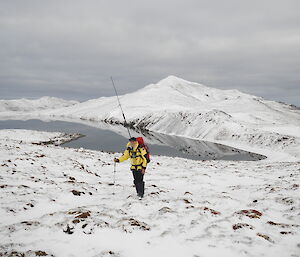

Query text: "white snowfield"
[0, 130, 299, 257]
[0, 76, 300, 256]
[0, 129, 82, 145]
[0, 96, 78, 114]
[1, 76, 299, 160]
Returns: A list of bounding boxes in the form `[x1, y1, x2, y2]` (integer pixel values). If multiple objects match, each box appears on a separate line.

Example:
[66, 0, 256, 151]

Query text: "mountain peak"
[157, 75, 194, 86]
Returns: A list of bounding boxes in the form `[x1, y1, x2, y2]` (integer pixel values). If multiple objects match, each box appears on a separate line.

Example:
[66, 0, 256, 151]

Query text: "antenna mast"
[110, 76, 132, 138]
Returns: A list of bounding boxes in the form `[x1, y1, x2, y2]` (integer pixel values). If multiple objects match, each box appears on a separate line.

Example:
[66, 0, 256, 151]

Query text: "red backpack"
[136, 137, 151, 163]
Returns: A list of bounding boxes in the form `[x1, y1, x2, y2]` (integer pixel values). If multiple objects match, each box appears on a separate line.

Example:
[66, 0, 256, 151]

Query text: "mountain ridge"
[0, 76, 299, 159]
[0, 96, 78, 112]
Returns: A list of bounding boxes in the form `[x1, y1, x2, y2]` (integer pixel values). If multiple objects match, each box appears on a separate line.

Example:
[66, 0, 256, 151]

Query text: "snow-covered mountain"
[1, 76, 299, 159]
[1, 78, 300, 256]
[0, 96, 78, 113]
[47, 76, 300, 159]
[46, 75, 299, 126]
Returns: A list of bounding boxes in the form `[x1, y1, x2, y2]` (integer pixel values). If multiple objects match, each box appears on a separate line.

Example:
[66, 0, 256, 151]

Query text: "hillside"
[1, 129, 299, 257]
[1, 78, 299, 256]
[0, 76, 299, 159]
[0, 96, 78, 113]
[45, 76, 300, 159]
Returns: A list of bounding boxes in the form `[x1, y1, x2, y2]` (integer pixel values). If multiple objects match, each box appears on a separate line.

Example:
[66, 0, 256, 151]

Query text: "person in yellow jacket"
[114, 137, 147, 199]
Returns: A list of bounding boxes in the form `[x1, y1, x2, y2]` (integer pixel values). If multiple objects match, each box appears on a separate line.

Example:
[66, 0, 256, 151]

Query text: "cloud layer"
[0, 0, 299, 105]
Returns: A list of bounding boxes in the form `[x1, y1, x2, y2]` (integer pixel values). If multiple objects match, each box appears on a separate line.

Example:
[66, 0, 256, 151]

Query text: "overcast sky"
[0, 0, 299, 105]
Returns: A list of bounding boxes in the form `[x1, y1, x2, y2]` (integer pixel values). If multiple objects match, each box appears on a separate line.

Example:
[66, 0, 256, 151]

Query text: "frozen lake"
[0, 119, 265, 161]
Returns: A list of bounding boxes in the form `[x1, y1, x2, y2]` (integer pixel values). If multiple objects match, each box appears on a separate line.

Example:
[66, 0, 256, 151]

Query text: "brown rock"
[75, 212, 91, 219]
[203, 207, 221, 215]
[35, 251, 48, 256]
[257, 233, 274, 243]
[232, 223, 254, 230]
[183, 199, 192, 204]
[71, 190, 84, 196]
[235, 209, 262, 219]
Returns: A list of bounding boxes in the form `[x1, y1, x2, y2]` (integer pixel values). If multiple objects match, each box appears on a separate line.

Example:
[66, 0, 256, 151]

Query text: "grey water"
[0, 119, 265, 161]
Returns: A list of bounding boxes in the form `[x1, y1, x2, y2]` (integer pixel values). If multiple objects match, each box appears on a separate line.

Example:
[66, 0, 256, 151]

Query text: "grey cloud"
[0, 0, 299, 105]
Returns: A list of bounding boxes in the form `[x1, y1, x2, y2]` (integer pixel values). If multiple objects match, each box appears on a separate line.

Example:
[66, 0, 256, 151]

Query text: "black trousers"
[131, 170, 145, 197]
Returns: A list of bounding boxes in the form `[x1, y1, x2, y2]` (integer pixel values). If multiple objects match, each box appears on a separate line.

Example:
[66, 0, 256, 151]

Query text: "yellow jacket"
[118, 142, 147, 171]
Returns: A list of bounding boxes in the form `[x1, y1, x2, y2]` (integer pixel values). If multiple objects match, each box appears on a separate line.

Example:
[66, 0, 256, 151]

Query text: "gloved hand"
[114, 158, 119, 163]
[141, 168, 146, 174]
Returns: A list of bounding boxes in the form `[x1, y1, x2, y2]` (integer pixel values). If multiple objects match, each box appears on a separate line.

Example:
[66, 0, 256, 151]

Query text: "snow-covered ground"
[1, 76, 300, 256]
[0, 130, 299, 257]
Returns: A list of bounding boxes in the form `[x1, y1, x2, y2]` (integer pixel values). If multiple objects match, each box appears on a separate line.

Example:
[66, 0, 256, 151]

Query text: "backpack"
[136, 137, 151, 163]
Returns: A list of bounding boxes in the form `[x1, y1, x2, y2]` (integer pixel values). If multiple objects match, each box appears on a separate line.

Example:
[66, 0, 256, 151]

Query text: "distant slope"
[46, 75, 299, 129]
[0, 76, 299, 158]
[0, 96, 78, 112]
[41, 76, 300, 158]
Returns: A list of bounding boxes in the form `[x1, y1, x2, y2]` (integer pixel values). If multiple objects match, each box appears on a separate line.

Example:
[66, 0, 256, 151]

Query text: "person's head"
[129, 137, 137, 148]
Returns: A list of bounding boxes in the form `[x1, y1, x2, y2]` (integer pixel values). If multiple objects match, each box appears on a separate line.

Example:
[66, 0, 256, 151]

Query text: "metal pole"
[113, 161, 116, 185]
[112, 161, 117, 195]
[110, 76, 132, 138]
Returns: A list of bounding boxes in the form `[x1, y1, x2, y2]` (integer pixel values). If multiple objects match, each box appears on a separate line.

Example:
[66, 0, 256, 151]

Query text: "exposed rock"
[63, 224, 74, 234]
[256, 233, 274, 243]
[235, 209, 262, 219]
[71, 190, 85, 196]
[202, 207, 221, 215]
[232, 223, 254, 230]
[75, 212, 91, 219]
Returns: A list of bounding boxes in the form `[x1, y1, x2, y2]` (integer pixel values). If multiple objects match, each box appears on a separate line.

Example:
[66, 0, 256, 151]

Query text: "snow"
[0, 96, 78, 117]
[0, 129, 82, 145]
[1, 76, 300, 256]
[1, 130, 299, 257]
[1, 76, 299, 160]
